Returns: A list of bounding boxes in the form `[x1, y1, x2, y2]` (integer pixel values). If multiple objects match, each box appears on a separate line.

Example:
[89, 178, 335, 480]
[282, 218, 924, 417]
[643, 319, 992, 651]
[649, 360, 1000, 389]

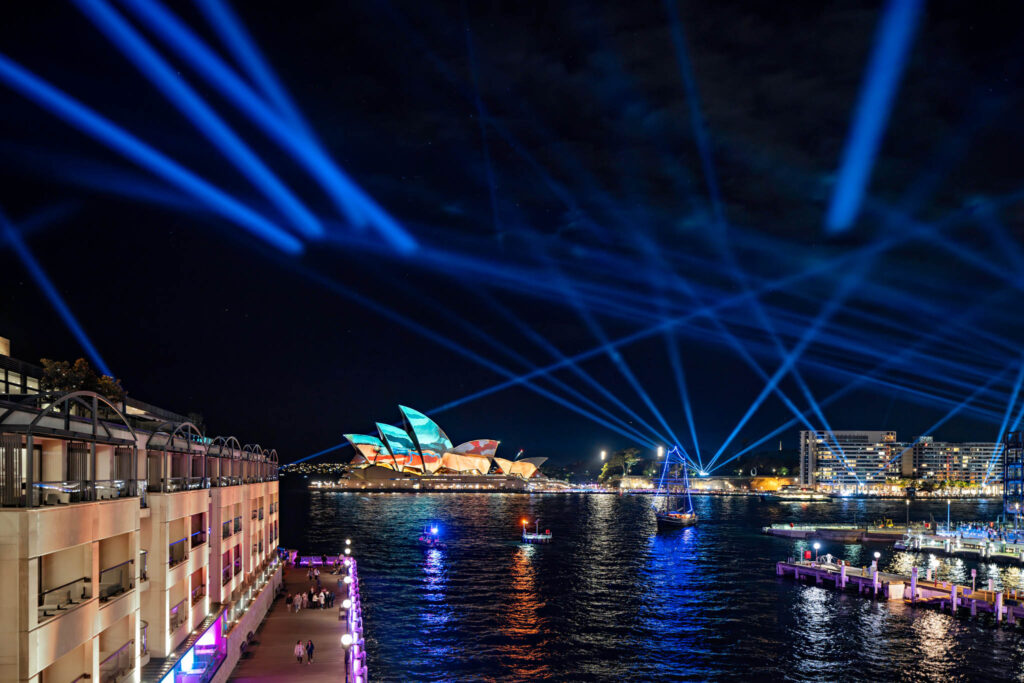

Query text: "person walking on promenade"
[305, 639, 315, 664]
[294, 641, 304, 664]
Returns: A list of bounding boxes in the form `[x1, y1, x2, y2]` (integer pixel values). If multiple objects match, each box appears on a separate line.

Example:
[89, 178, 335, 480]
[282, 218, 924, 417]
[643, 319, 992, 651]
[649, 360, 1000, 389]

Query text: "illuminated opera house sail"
[344, 406, 546, 478]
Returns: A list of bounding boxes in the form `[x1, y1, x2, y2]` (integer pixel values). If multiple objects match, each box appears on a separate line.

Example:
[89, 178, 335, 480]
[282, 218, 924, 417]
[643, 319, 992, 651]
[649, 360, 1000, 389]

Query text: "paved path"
[229, 564, 346, 682]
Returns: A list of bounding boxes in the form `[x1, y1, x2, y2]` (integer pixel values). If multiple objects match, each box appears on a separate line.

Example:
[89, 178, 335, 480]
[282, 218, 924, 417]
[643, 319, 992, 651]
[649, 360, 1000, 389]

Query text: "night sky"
[1, 2, 1023, 467]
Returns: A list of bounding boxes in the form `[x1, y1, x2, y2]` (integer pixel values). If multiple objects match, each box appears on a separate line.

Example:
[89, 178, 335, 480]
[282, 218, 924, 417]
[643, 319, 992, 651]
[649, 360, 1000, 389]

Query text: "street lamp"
[600, 450, 606, 462]
[341, 633, 353, 680]
[657, 446, 664, 459]
[873, 551, 880, 570]
[812, 541, 821, 562]
[947, 499, 952, 533]
[905, 498, 910, 528]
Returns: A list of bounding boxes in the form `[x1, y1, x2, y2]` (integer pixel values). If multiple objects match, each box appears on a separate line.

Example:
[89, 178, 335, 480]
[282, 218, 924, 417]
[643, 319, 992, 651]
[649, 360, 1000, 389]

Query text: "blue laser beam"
[192, 0, 311, 138]
[117, 0, 417, 253]
[0, 53, 303, 254]
[73, 0, 322, 240]
[1, 209, 112, 377]
[826, 0, 924, 232]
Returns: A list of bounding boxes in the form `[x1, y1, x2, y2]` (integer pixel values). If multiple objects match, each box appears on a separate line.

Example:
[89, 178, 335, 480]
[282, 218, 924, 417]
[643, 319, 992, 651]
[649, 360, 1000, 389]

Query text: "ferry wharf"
[778, 557, 1024, 626]
[229, 552, 368, 682]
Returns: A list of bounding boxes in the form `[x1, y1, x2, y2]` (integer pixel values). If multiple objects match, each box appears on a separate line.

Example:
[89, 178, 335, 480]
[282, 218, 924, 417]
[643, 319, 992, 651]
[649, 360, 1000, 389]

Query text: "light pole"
[905, 499, 910, 528]
[813, 542, 821, 562]
[341, 633, 353, 681]
[947, 499, 951, 533]
[873, 551, 880, 571]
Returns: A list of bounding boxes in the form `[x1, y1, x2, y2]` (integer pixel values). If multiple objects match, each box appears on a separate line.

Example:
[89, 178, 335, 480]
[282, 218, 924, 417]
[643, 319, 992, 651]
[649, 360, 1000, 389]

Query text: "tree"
[40, 358, 125, 402]
[778, 466, 789, 476]
[617, 448, 641, 476]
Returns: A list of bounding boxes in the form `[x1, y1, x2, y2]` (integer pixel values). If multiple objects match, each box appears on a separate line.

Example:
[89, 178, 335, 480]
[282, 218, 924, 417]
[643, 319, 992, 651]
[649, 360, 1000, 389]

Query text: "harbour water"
[280, 481, 1024, 681]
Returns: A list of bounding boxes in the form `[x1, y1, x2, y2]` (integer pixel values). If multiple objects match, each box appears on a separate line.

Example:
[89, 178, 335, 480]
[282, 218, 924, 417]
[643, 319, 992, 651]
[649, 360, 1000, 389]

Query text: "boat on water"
[521, 518, 553, 544]
[417, 523, 447, 549]
[655, 509, 698, 529]
[761, 488, 829, 502]
[652, 448, 698, 531]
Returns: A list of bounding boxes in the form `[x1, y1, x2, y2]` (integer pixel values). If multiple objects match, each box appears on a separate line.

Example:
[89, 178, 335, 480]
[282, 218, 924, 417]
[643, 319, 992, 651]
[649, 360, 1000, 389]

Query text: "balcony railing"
[141, 621, 148, 656]
[140, 550, 148, 582]
[94, 479, 130, 500]
[222, 520, 232, 539]
[233, 516, 242, 534]
[169, 598, 187, 632]
[191, 583, 206, 605]
[190, 529, 207, 548]
[169, 537, 188, 568]
[233, 559, 241, 576]
[99, 639, 134, 683]
[99, 559, 134, 601]
[38, 576, 91, 621]
[222, 566, 232, 585]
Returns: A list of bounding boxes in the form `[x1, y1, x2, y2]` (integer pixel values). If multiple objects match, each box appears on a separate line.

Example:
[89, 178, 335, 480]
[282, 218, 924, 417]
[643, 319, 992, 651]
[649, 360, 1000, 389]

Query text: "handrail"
[100, 558, 134, 573]
[39, 576, 90, 603]
[100, 639, 133, 666]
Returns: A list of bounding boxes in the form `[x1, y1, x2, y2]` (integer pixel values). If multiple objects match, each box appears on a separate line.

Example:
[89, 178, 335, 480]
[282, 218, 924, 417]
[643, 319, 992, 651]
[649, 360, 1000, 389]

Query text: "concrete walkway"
[229, 564, 346, 682]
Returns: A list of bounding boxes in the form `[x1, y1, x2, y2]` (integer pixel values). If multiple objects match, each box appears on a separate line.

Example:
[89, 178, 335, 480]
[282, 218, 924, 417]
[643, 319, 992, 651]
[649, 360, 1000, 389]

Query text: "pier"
[895, 534, 1024, 564]
[229, 553, 367, 683]
[777, 558, 1024, 625]
[763, 523, 907, 542]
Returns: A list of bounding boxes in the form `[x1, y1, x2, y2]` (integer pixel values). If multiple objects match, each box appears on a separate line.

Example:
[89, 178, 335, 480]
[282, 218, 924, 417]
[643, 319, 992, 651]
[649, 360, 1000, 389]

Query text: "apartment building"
[799, 430, 900, 491]
[801, 428, 1002, 492]
[0, 341, 281, 683]
[904, 436, 1002, 485]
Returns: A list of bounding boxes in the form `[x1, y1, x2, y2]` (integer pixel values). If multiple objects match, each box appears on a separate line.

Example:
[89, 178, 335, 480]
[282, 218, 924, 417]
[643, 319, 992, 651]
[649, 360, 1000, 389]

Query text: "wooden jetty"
[777, 558, 1024, 626]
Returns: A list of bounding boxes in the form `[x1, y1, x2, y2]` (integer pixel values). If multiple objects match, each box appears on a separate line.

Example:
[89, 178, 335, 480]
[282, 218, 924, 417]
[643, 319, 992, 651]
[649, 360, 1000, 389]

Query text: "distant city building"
[1004, 432, 1024, 518]
[801, 428, 1002, 492]
[799, 430, 899, 491]
[344, 405, 547, 479]
[905, 436, 1002, 484]
[0, 337, 281, 683]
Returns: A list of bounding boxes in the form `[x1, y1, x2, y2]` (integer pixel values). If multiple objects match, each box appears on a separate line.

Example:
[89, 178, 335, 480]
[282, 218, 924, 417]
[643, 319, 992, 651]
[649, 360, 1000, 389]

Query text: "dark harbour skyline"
[2, 2, 1024, 472]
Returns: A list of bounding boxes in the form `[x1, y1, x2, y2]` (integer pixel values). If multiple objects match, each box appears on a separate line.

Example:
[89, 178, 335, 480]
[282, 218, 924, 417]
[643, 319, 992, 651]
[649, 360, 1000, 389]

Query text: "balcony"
[99, 639, 134, 683]
[139, 550, 149, 582]
[190, 529, 207, 548]
[169, 598, 187, 632]
[233, 559, 241, 576]
[191, 583, 206, 605]
[233, 516, 242, 535]
[222, 520, 232, 539]
[222, 566, 232, 586]
[258, 508, 264, 521]
[169, 537, 188, 568]
[141, 621, 148, 657]
[99, 559, 134, 602]
[38, 576, 91, 622]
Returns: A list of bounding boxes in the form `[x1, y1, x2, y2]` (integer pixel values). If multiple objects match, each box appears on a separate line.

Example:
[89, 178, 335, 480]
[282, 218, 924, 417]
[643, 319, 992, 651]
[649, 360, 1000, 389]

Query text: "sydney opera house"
[338, 406, 548, 489]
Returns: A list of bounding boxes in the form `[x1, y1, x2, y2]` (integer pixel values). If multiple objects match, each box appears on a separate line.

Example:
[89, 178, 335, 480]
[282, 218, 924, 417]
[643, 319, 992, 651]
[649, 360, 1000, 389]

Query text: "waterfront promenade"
[229, 562, 348, 682]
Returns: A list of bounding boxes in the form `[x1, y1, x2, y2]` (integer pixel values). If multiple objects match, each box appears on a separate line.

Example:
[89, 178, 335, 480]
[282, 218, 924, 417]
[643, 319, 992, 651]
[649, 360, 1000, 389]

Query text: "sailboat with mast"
[653, 447, 698, 530]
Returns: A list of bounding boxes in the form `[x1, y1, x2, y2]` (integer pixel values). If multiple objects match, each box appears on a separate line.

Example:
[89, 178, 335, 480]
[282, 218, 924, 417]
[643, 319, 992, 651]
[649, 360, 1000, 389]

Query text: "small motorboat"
[417, 523, 446, 549]
[521, 518, 553, 544]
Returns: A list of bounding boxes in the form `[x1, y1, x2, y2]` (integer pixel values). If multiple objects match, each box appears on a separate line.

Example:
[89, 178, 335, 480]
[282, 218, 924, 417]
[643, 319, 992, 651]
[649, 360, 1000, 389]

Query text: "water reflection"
[282, 486, 1024, 681]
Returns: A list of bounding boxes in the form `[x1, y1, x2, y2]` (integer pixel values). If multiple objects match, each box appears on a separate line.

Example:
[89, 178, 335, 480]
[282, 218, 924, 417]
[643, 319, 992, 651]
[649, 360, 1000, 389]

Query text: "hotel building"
[800, 429, 1002, 492]
[799, 430, 900, 491]
[0, 340, 281, 683]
